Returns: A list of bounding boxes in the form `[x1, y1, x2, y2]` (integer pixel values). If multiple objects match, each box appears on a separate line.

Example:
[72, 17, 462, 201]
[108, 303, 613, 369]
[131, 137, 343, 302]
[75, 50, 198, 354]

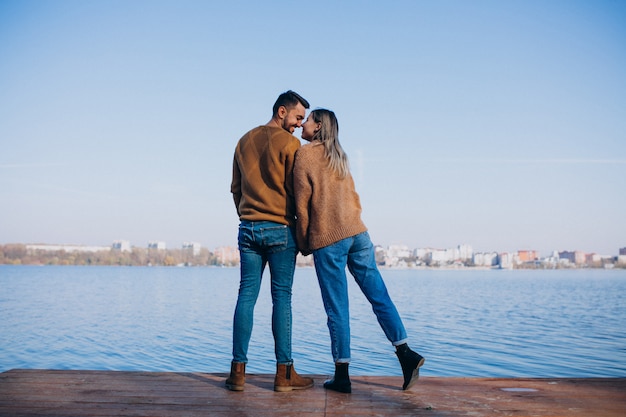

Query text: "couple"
[227, 90, 425, 393]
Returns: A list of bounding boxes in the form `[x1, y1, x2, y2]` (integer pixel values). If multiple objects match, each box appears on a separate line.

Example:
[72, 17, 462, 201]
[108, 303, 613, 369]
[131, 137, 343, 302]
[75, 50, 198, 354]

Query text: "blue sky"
[1, 0, 625, 256]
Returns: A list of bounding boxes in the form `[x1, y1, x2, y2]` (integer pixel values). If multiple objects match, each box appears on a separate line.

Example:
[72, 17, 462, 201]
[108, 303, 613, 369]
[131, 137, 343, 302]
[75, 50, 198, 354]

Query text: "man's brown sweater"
[231, 125, 301, 227]
[293, 141, 367, 253]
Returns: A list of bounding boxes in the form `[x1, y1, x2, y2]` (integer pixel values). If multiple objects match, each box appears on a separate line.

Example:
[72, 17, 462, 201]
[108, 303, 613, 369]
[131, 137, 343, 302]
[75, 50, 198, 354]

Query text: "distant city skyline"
[6, 240, 624, 270]
[1, 1, 625, 256]
[9, 239, 626, 258]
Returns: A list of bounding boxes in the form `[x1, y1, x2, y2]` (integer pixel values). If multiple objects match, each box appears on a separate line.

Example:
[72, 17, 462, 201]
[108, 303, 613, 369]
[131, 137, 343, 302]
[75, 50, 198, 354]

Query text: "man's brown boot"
[274, 363, 314, 392]
[225, 361, 245, 391]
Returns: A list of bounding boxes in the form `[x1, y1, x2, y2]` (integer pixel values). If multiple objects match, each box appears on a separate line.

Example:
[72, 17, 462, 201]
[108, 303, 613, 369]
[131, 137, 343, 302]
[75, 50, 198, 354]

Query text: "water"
[1, 265, 625, 377]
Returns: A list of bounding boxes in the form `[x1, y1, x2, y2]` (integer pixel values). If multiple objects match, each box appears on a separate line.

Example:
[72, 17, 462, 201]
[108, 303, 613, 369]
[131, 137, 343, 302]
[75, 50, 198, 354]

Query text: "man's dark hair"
[272, 90, 310, 116]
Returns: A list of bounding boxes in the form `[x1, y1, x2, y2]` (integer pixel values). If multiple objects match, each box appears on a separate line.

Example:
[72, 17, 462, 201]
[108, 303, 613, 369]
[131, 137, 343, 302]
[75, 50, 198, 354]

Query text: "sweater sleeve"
[283, 139, 300, 202]
[231, 151, 242, 215]
[293, 149, 312, 254]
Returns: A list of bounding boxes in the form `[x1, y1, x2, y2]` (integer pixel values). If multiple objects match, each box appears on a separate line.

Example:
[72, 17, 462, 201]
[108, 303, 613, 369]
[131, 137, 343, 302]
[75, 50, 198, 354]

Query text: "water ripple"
[1, 266, 625, 377]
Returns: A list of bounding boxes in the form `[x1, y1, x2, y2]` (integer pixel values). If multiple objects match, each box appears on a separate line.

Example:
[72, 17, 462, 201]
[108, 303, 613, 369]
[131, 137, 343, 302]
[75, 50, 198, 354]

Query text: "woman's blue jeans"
[232, 221, 297, 365]
[313, 231, 408, 363]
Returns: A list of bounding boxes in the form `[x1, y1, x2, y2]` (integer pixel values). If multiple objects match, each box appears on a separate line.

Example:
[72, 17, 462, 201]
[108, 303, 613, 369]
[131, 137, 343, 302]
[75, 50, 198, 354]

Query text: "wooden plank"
[1, 370, 625, 417]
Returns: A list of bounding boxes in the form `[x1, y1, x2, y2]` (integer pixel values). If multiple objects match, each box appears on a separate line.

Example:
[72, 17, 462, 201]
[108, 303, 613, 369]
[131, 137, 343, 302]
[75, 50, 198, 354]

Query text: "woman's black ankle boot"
[395, 343, 425, 390]
[323, 362, 351, 393]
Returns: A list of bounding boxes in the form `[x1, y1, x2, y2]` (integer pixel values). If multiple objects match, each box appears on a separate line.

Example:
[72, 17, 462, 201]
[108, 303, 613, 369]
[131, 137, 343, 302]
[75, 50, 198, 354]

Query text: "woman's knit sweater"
[293, 141, 367, 254]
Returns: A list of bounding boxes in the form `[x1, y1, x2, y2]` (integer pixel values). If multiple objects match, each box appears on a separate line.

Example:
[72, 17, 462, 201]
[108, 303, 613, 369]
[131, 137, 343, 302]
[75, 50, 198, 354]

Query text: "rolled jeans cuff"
[392, 338, 409, 347]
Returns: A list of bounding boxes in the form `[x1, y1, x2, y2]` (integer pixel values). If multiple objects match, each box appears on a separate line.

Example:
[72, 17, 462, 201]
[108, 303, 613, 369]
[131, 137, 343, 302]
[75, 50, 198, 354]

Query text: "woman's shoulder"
[295, 142, 324, 168]
[297, 141, 323, 154]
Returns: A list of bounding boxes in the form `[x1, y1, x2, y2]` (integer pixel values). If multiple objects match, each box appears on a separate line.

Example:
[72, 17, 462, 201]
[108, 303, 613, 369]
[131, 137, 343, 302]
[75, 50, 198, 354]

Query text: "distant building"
[375, 245, 386, 265]
[112, 240, 131, 252]
[457, 244, 474, 261]
[498, 252, 515, 269]
[559, 250, 586, 265]
[26, 244, 110, 253]
[586, 253, 602, 265]
[387, 244, 412, 259]
[414, 248, 429, 261]
[517, 250, 538, 263]
[473, 252, 498, 267]
[182, 242, 201, 256]
[384, 244, 412, 266]
[148, 241, 166, 250]
[426, 249, 451, 265]
[620, 247, 626, 256]
[543, 251, 560, 267]
[215, 246, 239, 265]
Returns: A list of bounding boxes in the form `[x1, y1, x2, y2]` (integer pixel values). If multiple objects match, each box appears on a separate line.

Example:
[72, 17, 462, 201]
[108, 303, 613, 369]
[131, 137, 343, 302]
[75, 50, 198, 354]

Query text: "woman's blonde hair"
[309, 109, 350, 178]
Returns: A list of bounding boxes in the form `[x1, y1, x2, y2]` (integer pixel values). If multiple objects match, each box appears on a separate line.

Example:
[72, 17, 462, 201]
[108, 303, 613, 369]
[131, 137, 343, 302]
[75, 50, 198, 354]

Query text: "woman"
[294, 108, 425, 393]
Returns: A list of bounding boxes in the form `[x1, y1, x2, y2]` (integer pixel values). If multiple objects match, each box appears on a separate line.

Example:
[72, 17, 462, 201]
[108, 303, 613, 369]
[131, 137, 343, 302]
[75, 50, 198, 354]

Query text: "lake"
[1, 265, 625, 378]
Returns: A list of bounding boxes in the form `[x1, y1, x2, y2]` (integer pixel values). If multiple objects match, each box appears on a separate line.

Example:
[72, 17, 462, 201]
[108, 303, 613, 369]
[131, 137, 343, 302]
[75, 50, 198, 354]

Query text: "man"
[226, 90, 313, 392]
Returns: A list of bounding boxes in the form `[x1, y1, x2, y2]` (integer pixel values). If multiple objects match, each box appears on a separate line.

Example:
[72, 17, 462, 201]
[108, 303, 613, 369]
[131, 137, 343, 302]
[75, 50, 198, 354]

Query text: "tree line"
[0, 244, 233, 267]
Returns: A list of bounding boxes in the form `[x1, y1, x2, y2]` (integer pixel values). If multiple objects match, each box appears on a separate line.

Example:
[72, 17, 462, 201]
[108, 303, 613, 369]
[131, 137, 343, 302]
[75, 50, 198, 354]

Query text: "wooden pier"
[1, 369, 624, 416]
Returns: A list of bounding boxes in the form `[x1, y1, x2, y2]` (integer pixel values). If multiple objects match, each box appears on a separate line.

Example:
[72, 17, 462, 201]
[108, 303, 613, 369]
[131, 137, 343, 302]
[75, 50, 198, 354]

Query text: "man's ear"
[277, 105, 287, 119]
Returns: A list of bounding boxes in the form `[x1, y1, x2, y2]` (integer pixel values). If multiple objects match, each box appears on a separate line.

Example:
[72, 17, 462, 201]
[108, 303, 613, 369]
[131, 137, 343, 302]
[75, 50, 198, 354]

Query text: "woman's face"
[301, 113, 320, 141]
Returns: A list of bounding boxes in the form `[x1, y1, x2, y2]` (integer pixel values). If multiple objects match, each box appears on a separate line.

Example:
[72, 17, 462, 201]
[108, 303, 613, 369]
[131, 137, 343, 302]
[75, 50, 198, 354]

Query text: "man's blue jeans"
[313, 231, 408, 363]
[232, 221, 297, 365]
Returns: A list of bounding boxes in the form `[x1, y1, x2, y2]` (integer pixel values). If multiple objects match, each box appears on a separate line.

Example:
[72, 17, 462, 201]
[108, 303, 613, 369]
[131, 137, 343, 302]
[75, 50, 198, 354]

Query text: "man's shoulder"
[239, 125, 264, 140]
[237, 126, 300, 157]
[240, 125, 297, 142]
[265, 127, 301, 152]
[265, 126, 297, 141]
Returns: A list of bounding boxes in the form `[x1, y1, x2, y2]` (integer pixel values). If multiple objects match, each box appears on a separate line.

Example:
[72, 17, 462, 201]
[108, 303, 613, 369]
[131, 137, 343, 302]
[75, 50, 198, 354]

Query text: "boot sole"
[225, 384, 244, 391]
[323, 383, 352, 393]
[274, 382, 314, 392]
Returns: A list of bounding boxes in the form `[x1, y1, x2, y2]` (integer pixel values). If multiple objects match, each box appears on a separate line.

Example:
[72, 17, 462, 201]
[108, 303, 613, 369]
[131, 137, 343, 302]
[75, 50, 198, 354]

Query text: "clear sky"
[1, 0, 625, 256]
